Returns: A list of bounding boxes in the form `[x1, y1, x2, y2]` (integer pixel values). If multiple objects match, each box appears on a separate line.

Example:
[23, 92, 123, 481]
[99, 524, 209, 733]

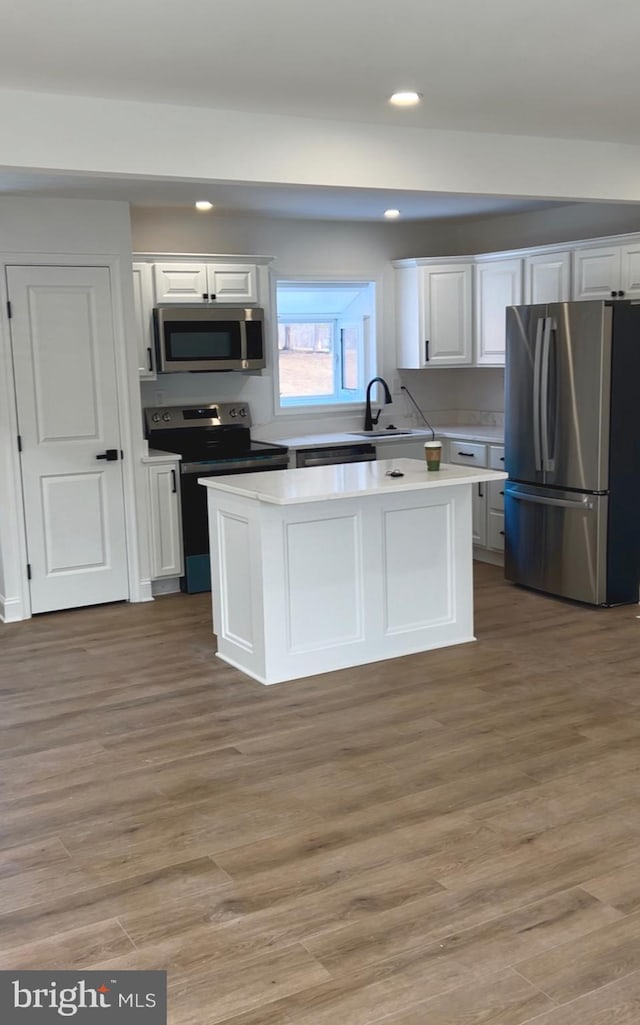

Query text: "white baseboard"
[473, 547, 504, 567]
[131, 578, 154, 603]
[151, 577, 182, 596]
[0, 594, 26, 622]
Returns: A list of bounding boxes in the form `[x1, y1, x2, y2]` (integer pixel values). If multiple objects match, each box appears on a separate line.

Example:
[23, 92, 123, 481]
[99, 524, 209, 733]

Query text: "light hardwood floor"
[2, 563, 640, 1024]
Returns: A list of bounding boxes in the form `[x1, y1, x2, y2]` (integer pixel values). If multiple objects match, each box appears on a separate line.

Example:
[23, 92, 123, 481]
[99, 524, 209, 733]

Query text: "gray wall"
[132, 200, 640, 426]
[439, 201, 640, 256]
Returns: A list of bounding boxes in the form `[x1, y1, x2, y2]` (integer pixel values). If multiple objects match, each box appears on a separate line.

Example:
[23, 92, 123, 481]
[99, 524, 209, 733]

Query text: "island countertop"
[199, 458, 507, 506]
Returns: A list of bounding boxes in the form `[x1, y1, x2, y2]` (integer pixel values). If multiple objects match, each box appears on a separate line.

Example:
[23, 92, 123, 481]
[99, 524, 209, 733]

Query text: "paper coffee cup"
[424, 441, 442, 471]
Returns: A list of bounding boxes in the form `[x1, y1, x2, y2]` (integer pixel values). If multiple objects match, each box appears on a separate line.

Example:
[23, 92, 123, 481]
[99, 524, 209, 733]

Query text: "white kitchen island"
[199, 459, 507, 685]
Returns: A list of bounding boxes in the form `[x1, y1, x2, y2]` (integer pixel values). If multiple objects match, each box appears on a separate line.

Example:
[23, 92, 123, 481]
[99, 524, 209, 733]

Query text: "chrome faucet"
[363, 377, 392, 432]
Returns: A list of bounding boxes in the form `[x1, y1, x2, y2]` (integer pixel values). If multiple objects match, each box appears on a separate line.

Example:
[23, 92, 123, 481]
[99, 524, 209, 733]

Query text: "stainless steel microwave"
[153, 306, 265, 372]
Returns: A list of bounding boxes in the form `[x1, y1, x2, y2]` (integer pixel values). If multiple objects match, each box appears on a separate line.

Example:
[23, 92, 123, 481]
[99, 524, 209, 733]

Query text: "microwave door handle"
[532, 317, 544, 472]
[240, 322, 248, 367]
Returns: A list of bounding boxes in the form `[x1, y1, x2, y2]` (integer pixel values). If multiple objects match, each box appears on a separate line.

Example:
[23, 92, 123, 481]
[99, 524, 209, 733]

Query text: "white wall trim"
[0, 593, 25, 623]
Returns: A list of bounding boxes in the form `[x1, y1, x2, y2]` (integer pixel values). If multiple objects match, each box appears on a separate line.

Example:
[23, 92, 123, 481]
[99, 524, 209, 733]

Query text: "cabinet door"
[421, 264, 473, 366]
[475, 259, 522, 366]
[148, 463, 183, 579]
[153, 263, 208, 303]
[472, 482, 487, 546]
[208, 264, 258, 303]
[620, 243, 640, 298]
[572, 247, 621, 299]
[524, 252, 571, 304]
[487, 510, 505, 550]
[132, 262, 156, 379]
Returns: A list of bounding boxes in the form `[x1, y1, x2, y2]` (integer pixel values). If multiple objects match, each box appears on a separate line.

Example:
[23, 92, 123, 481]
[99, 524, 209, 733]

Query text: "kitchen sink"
[349, 429, 414, 437]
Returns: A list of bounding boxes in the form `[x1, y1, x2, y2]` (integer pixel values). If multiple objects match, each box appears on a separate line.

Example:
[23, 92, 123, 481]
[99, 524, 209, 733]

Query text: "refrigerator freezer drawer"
[504, 482, 607, 605]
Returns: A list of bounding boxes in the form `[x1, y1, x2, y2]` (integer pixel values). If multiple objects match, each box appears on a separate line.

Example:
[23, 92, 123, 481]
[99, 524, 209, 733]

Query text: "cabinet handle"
[499, 530, 505, 536]
[202, 292, 208, 301]
[611, 291, 617, 298]
[499, 490, 504, 495]
[499, 456, 504, 462]
[210, 293, 217, 301]
[171, 469, 177, 493]
[425, 339, 430, 362]
[619, 290, 625, 297]
[458, 451, 475, 457]
[478, 483, 484, 498]
[146, 347, 153, 372]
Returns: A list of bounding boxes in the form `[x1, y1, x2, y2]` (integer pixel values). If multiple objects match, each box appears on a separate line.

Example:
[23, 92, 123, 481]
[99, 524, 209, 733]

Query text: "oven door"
[180, 455, 289, 593]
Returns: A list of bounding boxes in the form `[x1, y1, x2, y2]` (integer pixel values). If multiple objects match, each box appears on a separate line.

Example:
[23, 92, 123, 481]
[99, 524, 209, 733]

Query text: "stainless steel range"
[145, 403, 289, 593]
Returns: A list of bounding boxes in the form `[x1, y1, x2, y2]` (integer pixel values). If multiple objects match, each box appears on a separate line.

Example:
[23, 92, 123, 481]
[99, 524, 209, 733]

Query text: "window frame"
[272, 275, 377, 418]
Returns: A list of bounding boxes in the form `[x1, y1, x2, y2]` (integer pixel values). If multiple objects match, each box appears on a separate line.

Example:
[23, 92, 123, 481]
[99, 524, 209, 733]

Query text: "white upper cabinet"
[153, 262, 209, 303]
[153, 262, 258, 304]
[573, 243, 640, 300]
[572, 246, 622, 299]
[396, 262, 472, 368]
[208, 264, 258, 303]
[132, 262, 156, 379]
[474, 258, 522, 366]
[524, 251, 571, 304]
[620, 243, 640, 297]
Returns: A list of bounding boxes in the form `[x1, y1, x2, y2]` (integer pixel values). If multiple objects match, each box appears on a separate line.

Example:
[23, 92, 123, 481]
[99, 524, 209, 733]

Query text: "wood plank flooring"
[1, 563, 640, 1024]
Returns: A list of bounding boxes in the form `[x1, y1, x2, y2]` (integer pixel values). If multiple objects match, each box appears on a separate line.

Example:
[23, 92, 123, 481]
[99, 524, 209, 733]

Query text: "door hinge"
[6, 300, 12, 319]
[26, 563, 32, 580]
[17, 435, 22, 452]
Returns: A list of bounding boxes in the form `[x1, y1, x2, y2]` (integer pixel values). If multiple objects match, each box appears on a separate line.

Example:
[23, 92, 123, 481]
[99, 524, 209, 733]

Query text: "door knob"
[96, 449, 119, 461]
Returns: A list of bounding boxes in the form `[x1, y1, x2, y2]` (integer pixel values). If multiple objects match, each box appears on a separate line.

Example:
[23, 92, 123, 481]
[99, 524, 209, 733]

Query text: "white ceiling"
[1, 0, 636, 218]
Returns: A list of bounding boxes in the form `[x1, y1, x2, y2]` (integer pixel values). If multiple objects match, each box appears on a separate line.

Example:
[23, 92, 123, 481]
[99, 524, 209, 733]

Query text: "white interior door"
[8, 265, 129, 614]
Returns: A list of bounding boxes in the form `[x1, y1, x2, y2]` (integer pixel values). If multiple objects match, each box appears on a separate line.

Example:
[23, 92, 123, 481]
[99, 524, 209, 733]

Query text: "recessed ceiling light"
[195, 200, 213, 211]
[384, 209, 400, 219]
[389, 91, 422, 107]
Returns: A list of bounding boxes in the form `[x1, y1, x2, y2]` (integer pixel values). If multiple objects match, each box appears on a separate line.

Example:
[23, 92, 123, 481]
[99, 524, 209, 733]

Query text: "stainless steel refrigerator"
[504, 300, 640, 606]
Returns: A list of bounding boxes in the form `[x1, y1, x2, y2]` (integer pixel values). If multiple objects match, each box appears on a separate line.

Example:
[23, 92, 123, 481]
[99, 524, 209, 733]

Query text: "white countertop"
[199, 458, 507, 506]
[270, 428, 436, 449]
[434, 425, 504, 444]
[141, 448, 182, 463]
[267, 425, 503, 449]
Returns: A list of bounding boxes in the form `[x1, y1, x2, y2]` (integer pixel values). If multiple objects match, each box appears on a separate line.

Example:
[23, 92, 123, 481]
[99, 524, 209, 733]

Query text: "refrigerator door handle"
[541, 316, 555, 472]
[508, 490, 593, 511]
[532, 317, 545, 472]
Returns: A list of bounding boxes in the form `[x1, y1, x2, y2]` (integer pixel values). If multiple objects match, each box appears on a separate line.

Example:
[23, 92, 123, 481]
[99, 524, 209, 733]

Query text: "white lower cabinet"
[447, 439, 504, 556]
[147, 460, 183, 580]
[486, 479, 506, 551]
[472, 482, 487, 547]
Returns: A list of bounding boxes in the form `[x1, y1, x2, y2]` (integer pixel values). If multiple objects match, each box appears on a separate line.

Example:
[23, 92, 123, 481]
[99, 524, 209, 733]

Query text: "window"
[276, 281, 375, 409]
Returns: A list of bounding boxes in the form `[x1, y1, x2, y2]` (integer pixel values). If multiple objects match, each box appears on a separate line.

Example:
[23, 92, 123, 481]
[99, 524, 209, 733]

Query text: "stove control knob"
[151, 412, 161, 423]
[238, 407, 247, 418]
[162, 412, 172, 422]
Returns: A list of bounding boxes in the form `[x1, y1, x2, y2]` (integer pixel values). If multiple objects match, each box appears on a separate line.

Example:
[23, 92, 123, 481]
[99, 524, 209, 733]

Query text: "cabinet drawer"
[488, 445, 505, 470]
[448, 441, 487, 467]
[487, 479, 505, 513]
[487, 510, 505, 550]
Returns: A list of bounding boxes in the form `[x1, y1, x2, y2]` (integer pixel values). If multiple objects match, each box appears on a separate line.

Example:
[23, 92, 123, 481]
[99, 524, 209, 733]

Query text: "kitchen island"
[200, 459, 507, 684]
